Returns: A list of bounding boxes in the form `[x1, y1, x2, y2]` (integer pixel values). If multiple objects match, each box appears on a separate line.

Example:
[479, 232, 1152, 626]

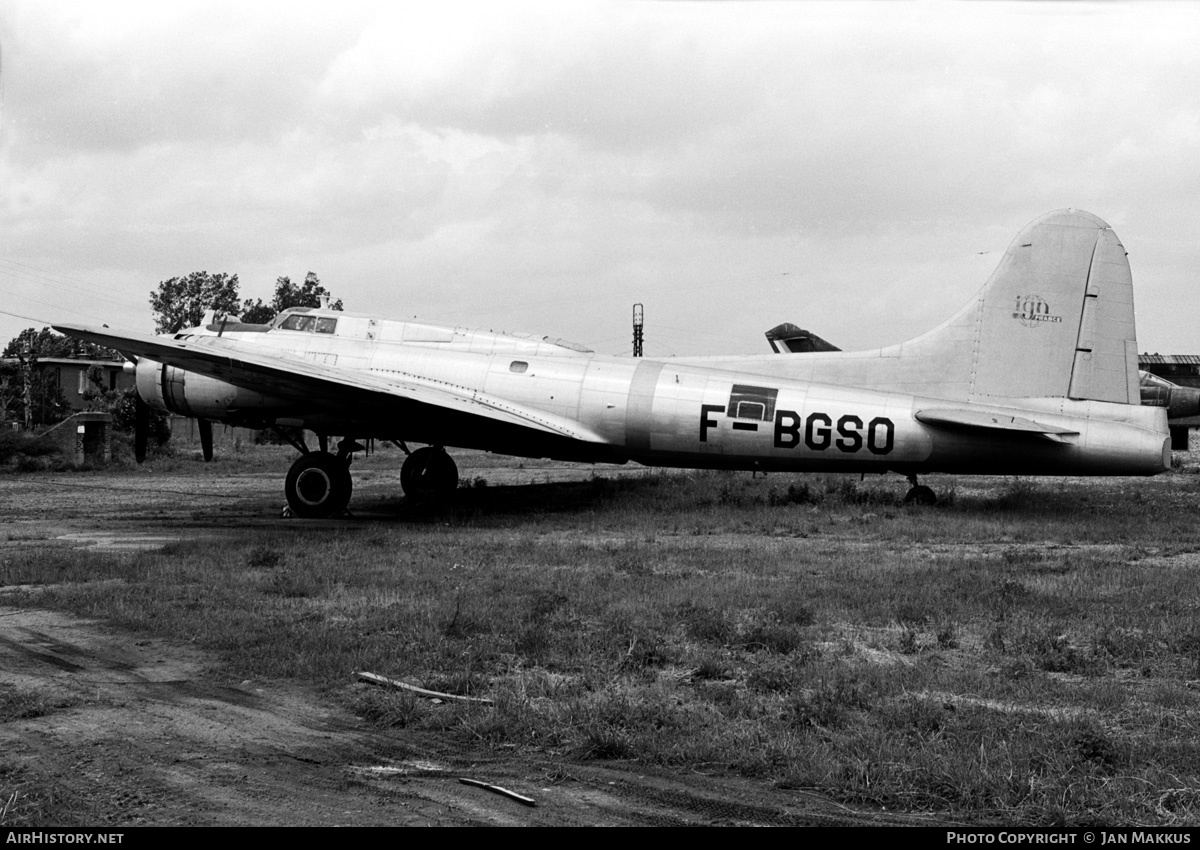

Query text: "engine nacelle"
[135, 357, 282, 421]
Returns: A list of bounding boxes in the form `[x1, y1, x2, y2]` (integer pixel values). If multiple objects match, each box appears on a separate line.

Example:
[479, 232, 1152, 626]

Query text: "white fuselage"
[138, 309, 1169, 477]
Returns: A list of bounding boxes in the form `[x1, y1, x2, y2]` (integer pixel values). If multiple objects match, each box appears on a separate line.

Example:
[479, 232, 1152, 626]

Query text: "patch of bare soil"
[0, 607, 910, 826]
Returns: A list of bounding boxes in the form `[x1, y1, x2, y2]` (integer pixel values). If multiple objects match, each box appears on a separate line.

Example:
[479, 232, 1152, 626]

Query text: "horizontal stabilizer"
[915, 408, 1079, 442]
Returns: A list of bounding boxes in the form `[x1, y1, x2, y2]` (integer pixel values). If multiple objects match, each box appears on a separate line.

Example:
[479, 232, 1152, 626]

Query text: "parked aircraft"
[1137, 371, 1200, 450]
[55, 209, 1168, 517]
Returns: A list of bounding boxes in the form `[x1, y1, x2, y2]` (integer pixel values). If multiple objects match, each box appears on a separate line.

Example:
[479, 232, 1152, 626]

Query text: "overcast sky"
[1, 0, 1198, 358]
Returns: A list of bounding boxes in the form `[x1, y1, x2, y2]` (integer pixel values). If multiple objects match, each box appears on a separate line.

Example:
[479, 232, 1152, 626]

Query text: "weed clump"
[616, 632, 674, 673]
[0, 684, 71, 722]
[1070, 724, 1124, 774]
[828, 479, 895, 506]
[787, 670, 875, 730]
[691, 656, 732, 681]
[245, 545, 283, 569]
[676, 602, 734, 645]
[0, 762, 95, 827]
[936, 623, 959, 650]
[1022, 627, 1098, 675]
[352, 688, 429, 729]
[768, 482, 819, 506]
[746, 664, 799, 694]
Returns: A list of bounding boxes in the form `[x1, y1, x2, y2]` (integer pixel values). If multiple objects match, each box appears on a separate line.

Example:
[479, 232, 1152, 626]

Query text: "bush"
[0, 430, 62, 468]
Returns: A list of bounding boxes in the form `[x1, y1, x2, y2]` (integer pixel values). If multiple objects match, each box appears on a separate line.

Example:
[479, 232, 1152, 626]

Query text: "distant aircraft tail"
[903, 208, 1139, 403]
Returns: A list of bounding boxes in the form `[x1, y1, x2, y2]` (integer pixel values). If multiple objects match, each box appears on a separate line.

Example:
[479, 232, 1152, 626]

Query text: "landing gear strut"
[903, 474, 936, 506]
[401, 446, 458, 502]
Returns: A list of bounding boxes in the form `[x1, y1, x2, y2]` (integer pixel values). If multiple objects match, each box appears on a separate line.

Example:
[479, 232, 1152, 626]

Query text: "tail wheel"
[285, 451, 352, 518]
[400, 447, 458, 501]
[904, 484, 936, 506]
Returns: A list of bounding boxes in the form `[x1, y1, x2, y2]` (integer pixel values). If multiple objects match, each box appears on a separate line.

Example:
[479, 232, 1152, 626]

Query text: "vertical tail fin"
[965, 209, 1137, 402]
[692, 210, 1141, 405]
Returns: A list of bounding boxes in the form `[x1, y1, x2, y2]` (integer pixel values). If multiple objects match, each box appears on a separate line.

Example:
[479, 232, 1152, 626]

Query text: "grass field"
[5, 446, 1200, 825]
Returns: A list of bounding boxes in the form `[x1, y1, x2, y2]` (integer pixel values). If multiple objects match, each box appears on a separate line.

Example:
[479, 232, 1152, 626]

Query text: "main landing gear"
[400, 446, 459, 502]
[903, 474, 937, 506]
[280, 437, 461, 518]
[283, 437, 362, 519]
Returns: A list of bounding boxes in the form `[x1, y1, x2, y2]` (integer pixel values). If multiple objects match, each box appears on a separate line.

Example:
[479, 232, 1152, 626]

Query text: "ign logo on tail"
[1012, 294, 1063, 328]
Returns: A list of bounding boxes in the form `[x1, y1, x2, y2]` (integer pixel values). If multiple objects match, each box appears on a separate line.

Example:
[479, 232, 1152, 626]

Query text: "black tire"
[400, 447, 459, 501]
[904, 484, 936, 506]
[285, 452, 352, 518]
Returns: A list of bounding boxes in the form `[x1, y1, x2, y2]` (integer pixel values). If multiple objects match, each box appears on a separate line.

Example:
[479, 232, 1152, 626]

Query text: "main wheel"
[400, 447, 458, 501]
[904, 484, 937, 506]
[285, 452, 352, 518]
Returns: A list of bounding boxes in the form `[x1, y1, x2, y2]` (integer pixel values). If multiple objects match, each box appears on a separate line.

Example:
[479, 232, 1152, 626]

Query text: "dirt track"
[0, 454, 919, 827]
[3, 608, 912, 826]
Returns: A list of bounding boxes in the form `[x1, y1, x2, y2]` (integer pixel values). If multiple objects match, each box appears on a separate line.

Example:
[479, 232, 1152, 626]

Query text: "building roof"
[1139, 355, 1200, 366]
[0, 357, 125, 368]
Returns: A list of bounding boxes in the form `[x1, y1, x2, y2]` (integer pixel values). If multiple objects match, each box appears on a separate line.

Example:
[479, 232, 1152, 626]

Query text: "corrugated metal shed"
[1140, 354, 1200, 389]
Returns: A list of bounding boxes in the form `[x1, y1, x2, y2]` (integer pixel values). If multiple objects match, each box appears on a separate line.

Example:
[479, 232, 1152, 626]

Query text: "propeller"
[134, 393, 149, 463]
[199, 418, 214, 462]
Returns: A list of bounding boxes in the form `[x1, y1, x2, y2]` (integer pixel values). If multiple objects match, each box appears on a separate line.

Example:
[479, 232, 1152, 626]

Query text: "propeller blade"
[134, 394, 149, 463]
[199, 418, 214, 462]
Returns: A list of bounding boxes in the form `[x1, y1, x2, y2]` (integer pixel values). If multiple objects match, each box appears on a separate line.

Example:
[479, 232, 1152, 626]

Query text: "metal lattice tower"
[632, 303, 644, 357]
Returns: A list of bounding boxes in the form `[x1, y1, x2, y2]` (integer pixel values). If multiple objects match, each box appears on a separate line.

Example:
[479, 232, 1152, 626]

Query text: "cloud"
[1, 1, 1198, 353]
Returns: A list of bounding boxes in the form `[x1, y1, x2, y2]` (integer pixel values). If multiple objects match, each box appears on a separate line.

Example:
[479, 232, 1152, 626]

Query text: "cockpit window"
[279, 313, 337, 334]
[281, 314, 316, 332]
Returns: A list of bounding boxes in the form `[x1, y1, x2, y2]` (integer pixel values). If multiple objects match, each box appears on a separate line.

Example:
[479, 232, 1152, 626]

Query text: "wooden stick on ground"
[459, 777, 536, 807]
[356, 671, 494, 705]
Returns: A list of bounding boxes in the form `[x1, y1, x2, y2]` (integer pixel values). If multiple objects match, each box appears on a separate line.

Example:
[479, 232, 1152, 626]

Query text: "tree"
[149, 271, 242, 334]
[1, 328, 79, 427]
[241, 272, 343, 325]
[81, 380, 171, 449]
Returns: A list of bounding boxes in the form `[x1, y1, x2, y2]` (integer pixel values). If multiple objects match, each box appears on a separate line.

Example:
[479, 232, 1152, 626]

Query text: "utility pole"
[632, 303, 644, 358]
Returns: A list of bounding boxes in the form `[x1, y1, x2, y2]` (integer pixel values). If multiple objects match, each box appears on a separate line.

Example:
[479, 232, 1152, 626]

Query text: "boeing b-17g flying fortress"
[56, 209, 1170, 518]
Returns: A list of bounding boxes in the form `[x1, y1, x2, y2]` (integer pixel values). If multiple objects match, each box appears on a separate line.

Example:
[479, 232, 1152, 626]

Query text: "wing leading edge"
[52, 323, 608, 445]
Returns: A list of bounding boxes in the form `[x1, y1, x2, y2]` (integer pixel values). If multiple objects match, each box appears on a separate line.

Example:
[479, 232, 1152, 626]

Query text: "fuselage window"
[510, 361, 529, 373]
[735, 400, 767, 420]
[726, 384, 779, 422]
[314, 317, 337, 334]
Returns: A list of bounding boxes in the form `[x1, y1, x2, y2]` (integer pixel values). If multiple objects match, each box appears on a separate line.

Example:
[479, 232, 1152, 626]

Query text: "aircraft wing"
[52, 324, 609, 444]
[914, 408, 1079, 442]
